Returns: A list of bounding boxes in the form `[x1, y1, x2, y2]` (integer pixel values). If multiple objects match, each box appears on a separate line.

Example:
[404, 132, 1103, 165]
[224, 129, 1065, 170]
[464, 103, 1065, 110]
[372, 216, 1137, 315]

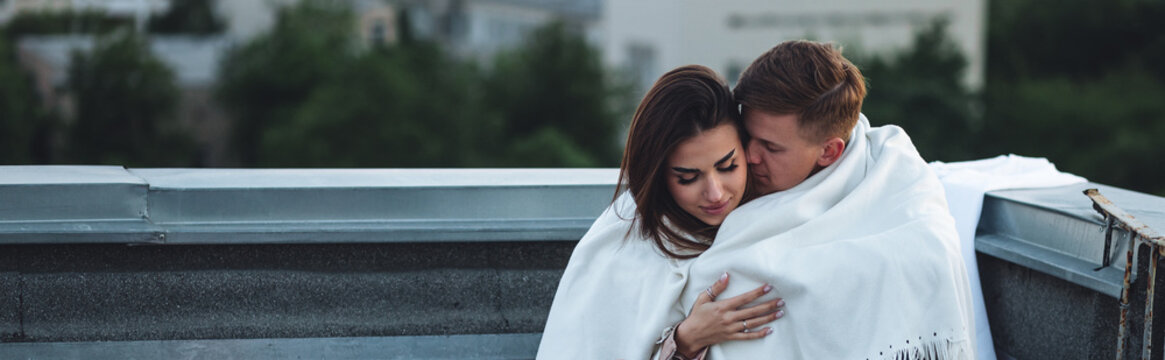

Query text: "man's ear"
[816, 137, 846, 167]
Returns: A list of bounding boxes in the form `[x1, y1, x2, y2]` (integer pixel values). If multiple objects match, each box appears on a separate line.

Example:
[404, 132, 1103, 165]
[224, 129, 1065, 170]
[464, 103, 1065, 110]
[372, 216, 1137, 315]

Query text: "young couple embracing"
[539, 40, 976, 360]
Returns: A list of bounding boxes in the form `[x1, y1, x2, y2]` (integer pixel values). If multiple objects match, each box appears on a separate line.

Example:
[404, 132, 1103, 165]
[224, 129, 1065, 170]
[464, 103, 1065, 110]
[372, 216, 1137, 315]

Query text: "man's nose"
[746, 141, 762, 164]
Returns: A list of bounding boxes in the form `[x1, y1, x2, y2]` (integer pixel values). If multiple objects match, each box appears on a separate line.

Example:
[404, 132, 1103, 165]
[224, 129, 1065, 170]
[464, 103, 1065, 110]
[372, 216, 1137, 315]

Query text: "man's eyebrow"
[758, 139, 780, 149]
[714, 149, 736, 166]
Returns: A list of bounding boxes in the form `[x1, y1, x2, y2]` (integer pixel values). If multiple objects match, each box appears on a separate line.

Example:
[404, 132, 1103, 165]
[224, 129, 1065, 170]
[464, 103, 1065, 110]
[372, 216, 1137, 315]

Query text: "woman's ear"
[816, 137, 846, 167]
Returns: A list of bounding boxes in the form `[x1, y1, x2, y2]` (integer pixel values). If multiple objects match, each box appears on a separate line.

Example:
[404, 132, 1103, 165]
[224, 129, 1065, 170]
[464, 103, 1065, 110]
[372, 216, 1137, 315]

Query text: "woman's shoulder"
[578, 191, 698, 262]
[576, 191, 637, 244]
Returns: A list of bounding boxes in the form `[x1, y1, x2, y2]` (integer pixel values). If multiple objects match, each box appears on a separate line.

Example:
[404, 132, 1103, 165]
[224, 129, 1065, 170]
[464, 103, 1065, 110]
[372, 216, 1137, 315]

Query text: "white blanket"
[538, 115, 976, 359]
[538, 192, 692, 360]
[929, 155, 1087, 360]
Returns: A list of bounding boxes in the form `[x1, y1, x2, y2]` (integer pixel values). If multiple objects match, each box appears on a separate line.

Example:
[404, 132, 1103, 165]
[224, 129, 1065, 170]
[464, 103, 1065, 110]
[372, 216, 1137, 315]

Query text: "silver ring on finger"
[705, 287, 716, 300]
[742, 320, 750, 333]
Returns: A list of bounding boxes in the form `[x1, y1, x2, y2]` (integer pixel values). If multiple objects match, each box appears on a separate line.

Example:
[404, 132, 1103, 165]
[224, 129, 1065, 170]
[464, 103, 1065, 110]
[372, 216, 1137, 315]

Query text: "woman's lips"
[701, 200, 731, 215]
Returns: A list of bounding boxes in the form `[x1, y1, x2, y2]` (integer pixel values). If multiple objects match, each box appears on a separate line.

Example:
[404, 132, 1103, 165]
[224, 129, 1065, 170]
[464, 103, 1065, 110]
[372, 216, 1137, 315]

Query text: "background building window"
[626, 43, 657, 93]
[370, 19, 387, 45]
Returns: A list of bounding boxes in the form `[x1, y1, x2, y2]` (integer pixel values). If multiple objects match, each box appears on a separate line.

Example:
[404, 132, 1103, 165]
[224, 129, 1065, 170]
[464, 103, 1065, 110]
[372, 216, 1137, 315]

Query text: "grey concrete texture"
[0, 333, 542, 359]
[1, 248, 20, 342]
[0, 273, 17, 341]
[979, 247, 1165, 360]
[2, 241, 575, 343]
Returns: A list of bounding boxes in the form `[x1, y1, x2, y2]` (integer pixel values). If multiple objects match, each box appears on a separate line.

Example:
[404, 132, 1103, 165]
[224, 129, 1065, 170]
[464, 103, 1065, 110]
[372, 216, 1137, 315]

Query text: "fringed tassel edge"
[881, 337, 970, 360]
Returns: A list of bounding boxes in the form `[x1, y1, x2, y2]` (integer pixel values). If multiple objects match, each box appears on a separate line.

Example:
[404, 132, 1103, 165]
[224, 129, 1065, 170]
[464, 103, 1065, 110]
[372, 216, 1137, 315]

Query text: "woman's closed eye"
[673, 149, 738, 186]
[677, 162, 736, 185]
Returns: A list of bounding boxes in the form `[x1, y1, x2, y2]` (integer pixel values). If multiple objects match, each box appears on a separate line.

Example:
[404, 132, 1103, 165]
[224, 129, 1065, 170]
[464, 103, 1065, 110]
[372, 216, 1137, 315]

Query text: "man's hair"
[734, 40, 867, 142]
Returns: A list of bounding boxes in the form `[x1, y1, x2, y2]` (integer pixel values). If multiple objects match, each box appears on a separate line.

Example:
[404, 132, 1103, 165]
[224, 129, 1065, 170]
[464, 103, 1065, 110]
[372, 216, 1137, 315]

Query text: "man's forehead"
[742, 106, 795, 117]
[743, 110, 801, 137]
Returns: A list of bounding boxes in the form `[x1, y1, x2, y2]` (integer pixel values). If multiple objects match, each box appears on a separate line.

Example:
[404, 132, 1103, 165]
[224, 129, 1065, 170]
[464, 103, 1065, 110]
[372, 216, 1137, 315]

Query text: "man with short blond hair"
[733, 40, 868, 194]
[675, 40, 977, 358]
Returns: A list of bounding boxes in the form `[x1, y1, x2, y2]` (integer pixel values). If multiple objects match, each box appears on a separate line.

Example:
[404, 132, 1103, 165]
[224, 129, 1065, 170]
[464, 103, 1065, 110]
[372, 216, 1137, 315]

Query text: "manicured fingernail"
[775, 310, 785, 318]
[720, 272, 728, 282]
[763, 285, 772, 293]
[765, 328, 773, 335]
[777, 299, 785, 307]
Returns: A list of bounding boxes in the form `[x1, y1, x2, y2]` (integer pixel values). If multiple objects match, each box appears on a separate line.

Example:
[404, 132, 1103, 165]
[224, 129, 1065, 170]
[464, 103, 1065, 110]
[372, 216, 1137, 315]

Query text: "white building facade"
[600, 0, 986, 90]
[0, 0, 170, 28]
[390, 0, 601, 62]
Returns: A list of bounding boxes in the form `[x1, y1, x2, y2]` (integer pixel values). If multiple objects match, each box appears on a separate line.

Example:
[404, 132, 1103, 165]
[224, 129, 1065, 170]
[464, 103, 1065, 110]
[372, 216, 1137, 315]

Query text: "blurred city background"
[0, 0, 1161, 196]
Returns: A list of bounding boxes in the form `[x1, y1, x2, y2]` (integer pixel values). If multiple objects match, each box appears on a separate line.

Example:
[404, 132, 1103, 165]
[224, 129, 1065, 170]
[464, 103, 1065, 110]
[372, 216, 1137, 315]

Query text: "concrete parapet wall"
[1, 242, 573, 342]
[4, 166, 1165, 359]
[0, 166, 612, 350]
[975, 183, 1165, 359]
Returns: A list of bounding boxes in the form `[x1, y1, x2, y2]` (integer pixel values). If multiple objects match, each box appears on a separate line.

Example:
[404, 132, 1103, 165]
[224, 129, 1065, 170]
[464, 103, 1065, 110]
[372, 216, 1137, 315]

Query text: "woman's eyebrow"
[714, 149, 736, 166]
[671, 149, 736, 173]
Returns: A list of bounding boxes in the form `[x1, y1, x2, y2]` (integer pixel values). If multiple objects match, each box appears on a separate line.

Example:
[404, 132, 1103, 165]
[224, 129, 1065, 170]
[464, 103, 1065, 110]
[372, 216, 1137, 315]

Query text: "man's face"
[743, 109, 826, 195]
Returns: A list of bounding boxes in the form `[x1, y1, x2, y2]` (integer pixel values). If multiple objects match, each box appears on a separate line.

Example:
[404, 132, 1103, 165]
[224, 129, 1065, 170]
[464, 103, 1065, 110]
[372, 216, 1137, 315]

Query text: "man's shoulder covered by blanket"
[690, 116, 977, 359]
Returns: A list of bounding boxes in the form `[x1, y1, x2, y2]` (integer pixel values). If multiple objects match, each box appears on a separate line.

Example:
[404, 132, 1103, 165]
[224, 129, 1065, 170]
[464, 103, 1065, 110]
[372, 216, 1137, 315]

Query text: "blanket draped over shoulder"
[538, 115, 976, 360]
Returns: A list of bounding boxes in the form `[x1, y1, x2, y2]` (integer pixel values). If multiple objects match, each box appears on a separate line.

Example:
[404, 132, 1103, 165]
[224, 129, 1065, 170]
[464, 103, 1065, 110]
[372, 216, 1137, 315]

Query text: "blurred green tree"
[483, 22, 631, 167]
[851, 1, 1165, 196]
[261, 41, 491, 167]
[148, 0, 226, 35]
[216, 0, 354, 166]
[983, 0, 1165, 195]
[65, 31, 195, 166]
[987, 0, 1165, 82]
[0, 30, 42, 164]
[3, 11, 131, 36]
[981, 70, 1165, 195]
[851, 18, 980, 162]
[218, 3, 628, 168]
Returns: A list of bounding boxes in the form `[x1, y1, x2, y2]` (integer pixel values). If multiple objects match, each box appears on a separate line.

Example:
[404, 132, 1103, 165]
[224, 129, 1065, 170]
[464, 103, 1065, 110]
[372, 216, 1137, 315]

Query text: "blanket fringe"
[881, 337, 968, 360]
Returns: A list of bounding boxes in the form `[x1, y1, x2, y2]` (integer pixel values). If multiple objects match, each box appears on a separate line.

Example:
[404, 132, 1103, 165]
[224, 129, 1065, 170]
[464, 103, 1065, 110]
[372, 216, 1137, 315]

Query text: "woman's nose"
[705, 174, 725, 201]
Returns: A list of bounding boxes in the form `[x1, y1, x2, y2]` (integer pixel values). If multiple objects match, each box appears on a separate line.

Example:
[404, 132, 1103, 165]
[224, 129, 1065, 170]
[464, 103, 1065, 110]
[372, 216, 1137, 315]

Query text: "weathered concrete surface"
[1, 248, 19, 341]
[0, 333, 542, 359]
[979, 247, 1165, 360]
[2, 241, 574, 342]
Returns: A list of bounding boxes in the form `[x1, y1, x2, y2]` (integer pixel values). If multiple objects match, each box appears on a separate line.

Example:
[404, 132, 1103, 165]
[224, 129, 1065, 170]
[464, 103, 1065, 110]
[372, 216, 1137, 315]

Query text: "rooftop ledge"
[0, 166, 619, 244]
[2, 165, 1164, 297]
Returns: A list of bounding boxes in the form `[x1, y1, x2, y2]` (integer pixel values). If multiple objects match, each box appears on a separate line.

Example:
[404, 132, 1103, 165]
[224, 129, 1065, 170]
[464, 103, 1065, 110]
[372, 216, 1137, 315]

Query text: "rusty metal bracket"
[1099, 216, 1117, 270]
[1085, 189, 1165, 360]
[1145, 244, 1159, 360]
[1117, 230, 1137, 360]
[1086, 189, 1165, 245]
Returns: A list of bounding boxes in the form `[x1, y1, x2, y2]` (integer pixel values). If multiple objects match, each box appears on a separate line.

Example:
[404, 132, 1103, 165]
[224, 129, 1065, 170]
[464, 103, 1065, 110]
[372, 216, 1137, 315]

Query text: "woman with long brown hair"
[538, 65, 784, 359]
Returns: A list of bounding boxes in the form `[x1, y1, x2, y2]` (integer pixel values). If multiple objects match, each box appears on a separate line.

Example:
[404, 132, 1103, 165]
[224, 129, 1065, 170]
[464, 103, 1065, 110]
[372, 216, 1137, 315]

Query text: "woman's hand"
[674, 273, 785, 358]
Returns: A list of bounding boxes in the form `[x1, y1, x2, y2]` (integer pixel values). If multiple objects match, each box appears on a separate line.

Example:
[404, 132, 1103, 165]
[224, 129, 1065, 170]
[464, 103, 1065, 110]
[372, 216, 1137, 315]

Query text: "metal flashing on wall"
[976, 183, 1165, 298]
[0, 166, 618, 244]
